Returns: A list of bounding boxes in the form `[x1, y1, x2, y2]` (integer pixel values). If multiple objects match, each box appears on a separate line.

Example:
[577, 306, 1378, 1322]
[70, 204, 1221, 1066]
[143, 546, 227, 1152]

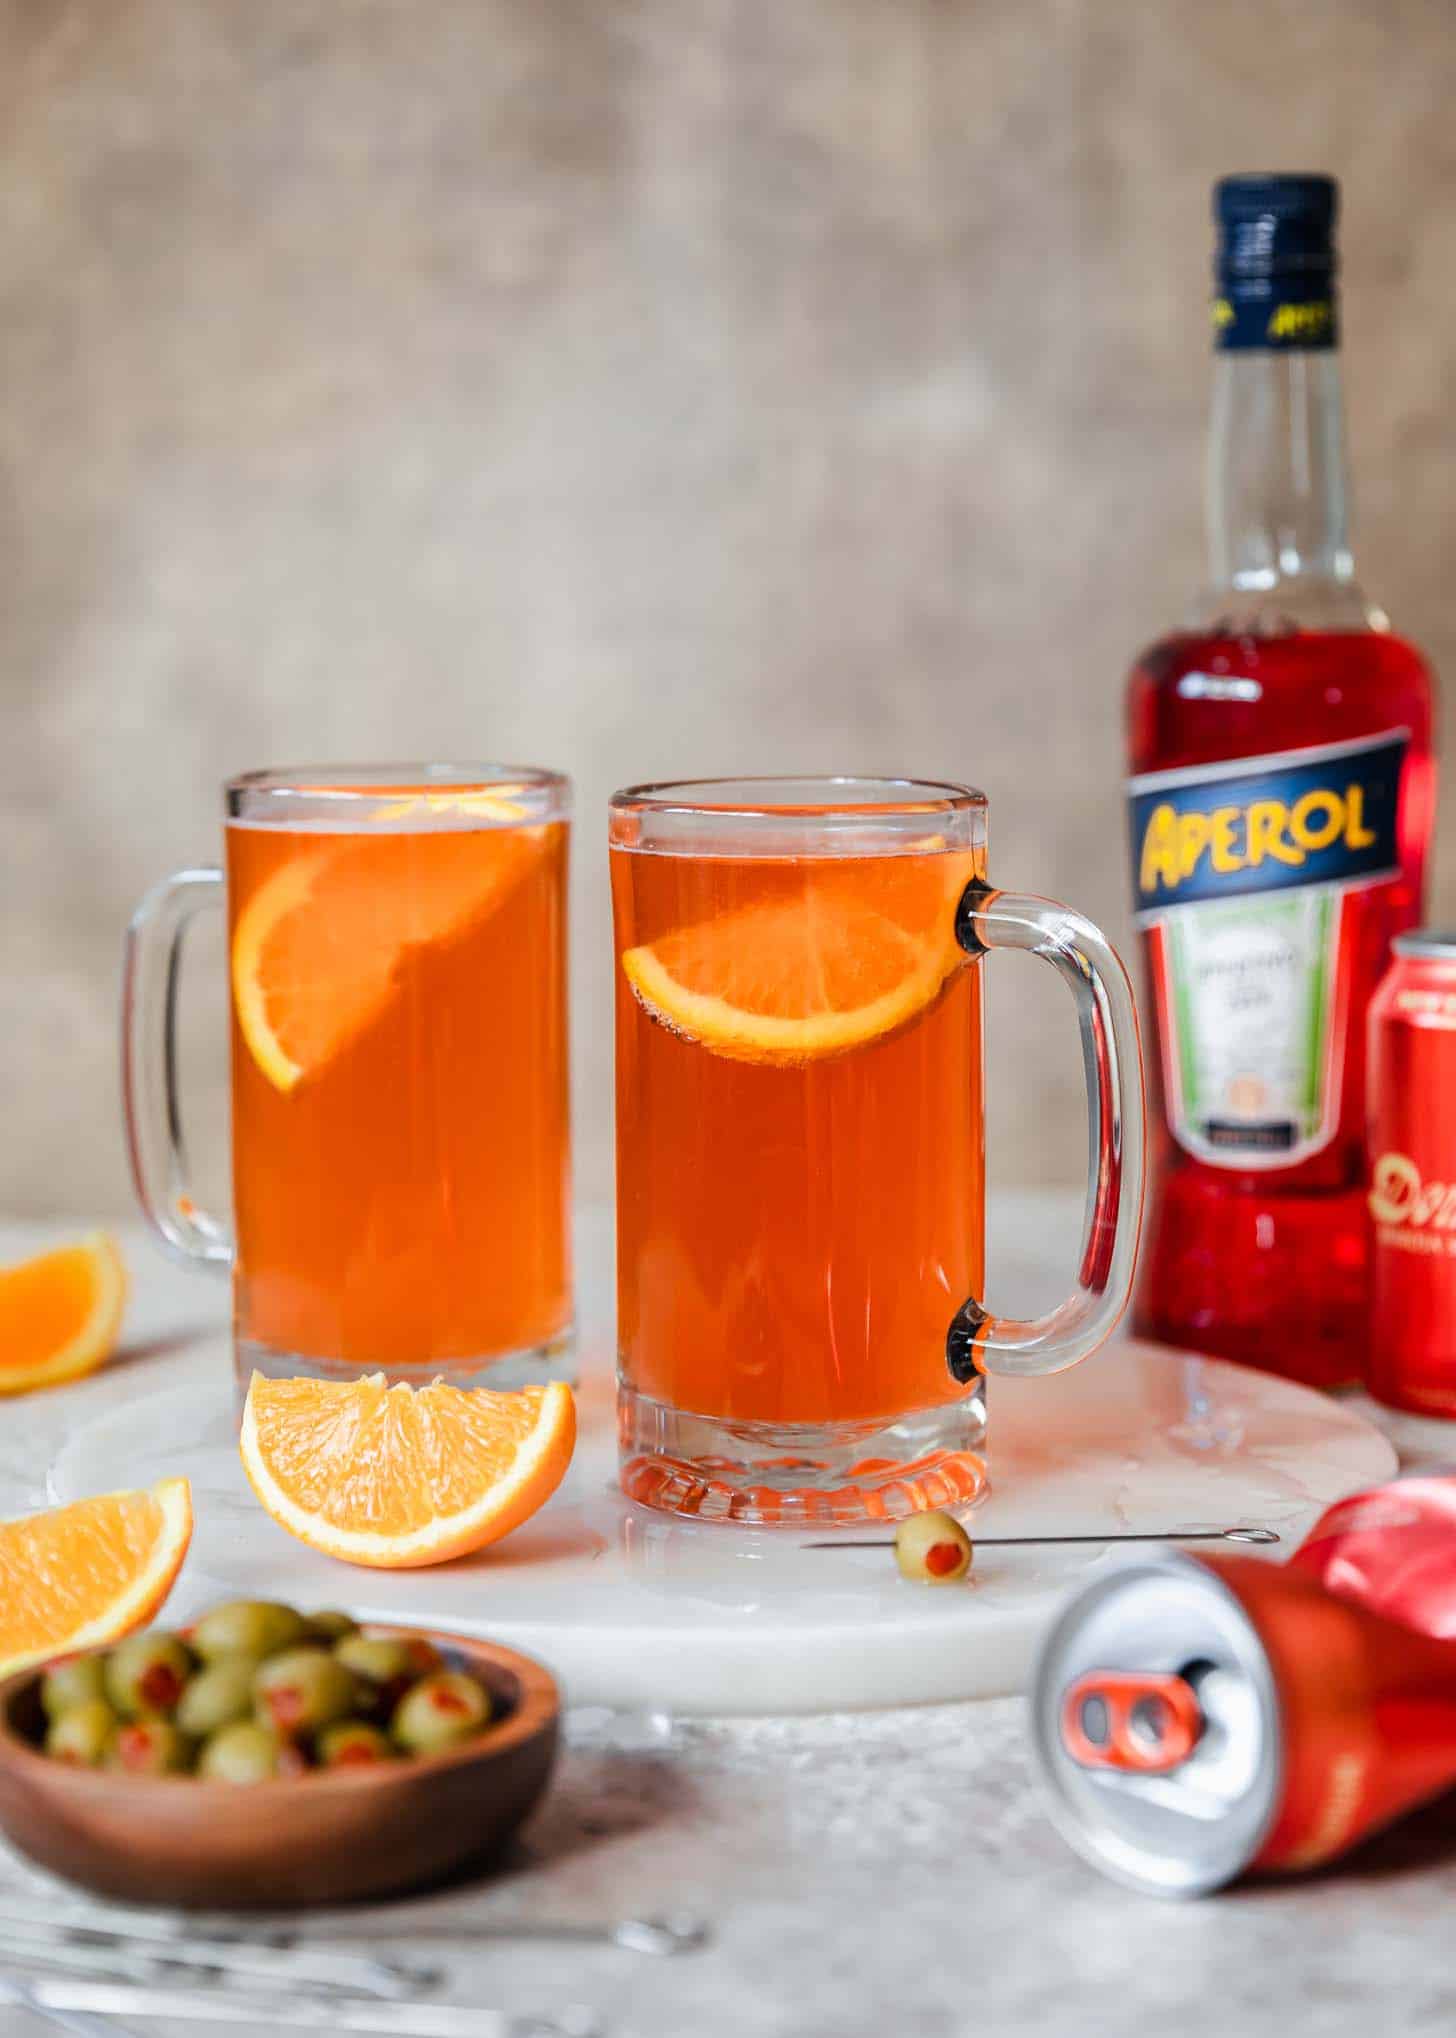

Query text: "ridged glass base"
[618, 1379, 989, 1526]
[234, 1323, 577, 1396]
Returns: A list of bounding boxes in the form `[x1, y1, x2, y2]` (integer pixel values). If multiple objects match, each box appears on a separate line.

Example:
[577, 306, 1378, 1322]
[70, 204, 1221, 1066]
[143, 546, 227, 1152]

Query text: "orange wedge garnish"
[621, 853, 975, 1065]
[231, 827, 541, 1092]
[0, 1233, 127, 1397]
[239, 1373, 576, 1569]
[0, 1479, 193, 1679]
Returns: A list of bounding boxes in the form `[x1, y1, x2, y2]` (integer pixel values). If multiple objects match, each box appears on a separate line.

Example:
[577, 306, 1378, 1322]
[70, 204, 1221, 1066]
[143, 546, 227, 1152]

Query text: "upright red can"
[1367, 931, 1456, 1415]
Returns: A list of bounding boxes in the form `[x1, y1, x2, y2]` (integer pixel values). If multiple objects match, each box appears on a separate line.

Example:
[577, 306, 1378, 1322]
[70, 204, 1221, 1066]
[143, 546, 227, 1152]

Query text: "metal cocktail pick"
[803, 1526, 1281, 1549]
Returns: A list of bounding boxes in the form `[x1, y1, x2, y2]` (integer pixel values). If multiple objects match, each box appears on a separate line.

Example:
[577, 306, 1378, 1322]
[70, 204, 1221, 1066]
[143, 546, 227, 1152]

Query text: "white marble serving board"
[50, 1327, 1395, 1715]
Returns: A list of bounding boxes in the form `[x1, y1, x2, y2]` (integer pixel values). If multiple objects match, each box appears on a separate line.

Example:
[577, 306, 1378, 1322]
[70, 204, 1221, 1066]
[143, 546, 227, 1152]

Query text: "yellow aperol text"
[1139, 783, 1377, 896]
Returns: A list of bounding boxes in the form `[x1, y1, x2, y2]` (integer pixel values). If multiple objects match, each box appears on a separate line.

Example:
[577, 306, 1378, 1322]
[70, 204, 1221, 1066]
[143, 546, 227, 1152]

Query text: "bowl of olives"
[0, 1602, 560, 1908]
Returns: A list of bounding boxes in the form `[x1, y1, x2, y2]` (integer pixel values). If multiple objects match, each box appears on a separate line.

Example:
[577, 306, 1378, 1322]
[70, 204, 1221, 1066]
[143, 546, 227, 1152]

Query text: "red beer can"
[1367, 931, 1456, 1415]
[1031, 1543, 1456, 1896]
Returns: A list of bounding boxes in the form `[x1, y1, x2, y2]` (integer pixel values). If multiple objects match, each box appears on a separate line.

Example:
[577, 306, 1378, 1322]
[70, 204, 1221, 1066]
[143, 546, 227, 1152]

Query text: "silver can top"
[1393, 930, 1456, 961]
[1028, 1548, 1281, 1897]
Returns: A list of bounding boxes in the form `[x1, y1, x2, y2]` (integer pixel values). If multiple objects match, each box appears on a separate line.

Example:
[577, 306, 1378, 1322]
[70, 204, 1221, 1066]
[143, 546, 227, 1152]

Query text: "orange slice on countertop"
[0, 1479, 193, 1679]
[0, 1233, 127, 1397]
[231, 825, 544, 1092]
[239, 1373, 576, 1569]
[621, 852, 977, 1065]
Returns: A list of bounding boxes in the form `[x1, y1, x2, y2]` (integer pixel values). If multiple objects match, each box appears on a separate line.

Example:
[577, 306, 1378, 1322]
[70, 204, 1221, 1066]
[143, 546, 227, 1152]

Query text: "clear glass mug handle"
[947, 881, 1145, 1381]
[121, 867, 234, 1269]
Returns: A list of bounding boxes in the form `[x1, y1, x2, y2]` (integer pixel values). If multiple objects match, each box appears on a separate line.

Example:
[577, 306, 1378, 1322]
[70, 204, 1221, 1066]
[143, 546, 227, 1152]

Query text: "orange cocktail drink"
[611, 777, 989, 1524]
[226, 769, 571, 1384]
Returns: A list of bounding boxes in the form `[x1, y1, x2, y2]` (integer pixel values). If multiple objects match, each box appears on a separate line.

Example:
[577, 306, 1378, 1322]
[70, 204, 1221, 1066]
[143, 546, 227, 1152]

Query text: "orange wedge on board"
[0, 1233, 127, 1396]
[239, 1373, 576, 1569]
[0, 1479, 193, 1679]
[621, 853, 976, 1066]
[232, 827, 541, 1093]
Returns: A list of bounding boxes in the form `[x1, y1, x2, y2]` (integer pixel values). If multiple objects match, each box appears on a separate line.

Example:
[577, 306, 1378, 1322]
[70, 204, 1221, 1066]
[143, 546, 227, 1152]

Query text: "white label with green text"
[1155, 891, 1340, 1164]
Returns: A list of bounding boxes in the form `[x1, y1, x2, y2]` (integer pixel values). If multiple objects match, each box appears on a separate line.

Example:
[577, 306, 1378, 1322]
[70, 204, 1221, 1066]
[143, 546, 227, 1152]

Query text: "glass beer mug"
[123, 766, 573, 1391]
[609, 775, 1144, 1525]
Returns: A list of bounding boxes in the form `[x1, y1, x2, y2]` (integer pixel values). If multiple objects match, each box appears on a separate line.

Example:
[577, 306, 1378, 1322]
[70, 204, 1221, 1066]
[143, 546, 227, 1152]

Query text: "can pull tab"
[1060, 1671, 1204, 1774]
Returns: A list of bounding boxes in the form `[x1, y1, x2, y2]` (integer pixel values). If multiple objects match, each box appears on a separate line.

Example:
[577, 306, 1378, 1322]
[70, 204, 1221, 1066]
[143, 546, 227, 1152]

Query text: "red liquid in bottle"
[1128, 626, 1435, 1385]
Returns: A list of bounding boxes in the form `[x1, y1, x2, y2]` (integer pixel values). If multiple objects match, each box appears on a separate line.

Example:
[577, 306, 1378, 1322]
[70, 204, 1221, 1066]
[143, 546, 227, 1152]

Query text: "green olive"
[197, 1720, 288, 1783]
[317, 1720, 394, 1768]
[192, 1601, 307, 1663]
[390, 1672, 492, 1755]
[44, 1698, 117, 1767]
[104, 1633, 194, 1718]
[333, 1635, 441, 1714]
[332, 1636, 410, 1714]
[175, 1658, 256, 1739]
[303, 1610, 358, 1643]
[253, 1647, 356, 1738]
[108, 1719, 193, 1775]
[893, 1508, 973, 1584]
[40, 1655, 107, 1722]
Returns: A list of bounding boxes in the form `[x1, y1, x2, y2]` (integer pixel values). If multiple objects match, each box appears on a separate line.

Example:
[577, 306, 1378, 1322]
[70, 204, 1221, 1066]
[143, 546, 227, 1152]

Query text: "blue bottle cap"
[1212, 174, 1338, 351]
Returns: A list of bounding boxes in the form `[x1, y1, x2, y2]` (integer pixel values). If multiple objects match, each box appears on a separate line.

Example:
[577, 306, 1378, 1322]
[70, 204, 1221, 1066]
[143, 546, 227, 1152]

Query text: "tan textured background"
[2, 0, 1453, 1223]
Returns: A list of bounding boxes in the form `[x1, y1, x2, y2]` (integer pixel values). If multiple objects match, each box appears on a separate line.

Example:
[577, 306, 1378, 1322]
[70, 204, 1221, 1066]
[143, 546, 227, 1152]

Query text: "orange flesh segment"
[0, 1480, 193, 1677]
[240, 1374, 576, 1568]
[232, 827, 541, 1091]
[622, 852, 975, 1065]
[0, 1234, 126, 1393]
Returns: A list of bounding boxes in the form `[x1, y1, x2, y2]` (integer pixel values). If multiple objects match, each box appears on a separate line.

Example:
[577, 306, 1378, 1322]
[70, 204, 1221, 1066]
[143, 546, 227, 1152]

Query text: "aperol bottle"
[1127, 177, 1436, 1386]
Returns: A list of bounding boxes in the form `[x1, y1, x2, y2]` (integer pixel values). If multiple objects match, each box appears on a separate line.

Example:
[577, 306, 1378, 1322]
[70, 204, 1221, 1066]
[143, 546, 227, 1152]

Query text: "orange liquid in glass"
[228, 818, 570, 1369]
[612, 845, 984, 1427]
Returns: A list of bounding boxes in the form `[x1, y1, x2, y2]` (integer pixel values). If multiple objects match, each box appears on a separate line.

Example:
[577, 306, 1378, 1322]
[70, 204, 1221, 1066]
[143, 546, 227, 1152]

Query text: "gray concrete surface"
[0, 1201, 1450, 2038]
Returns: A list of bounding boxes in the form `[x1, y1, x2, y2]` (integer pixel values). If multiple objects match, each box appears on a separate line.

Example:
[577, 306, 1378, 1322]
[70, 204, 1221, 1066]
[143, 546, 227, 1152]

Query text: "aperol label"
[1128, 730, 1411, 1169]
[1128, 729, 1407, 920]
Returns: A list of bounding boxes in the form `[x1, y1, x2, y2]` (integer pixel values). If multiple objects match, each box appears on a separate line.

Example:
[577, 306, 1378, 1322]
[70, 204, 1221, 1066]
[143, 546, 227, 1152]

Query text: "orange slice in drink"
[0, 1233, 127, 1396]
[232, 828, 539, 1092]
[370, 790, 532, 825]
[0, 1479, 193, 1679]
[621, 853, 976, 1065]
[239, 1373, 576, 1569]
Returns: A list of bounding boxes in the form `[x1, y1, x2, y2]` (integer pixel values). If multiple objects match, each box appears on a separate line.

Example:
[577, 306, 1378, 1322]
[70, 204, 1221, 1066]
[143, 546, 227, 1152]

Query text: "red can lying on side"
[1032, 1479, 1456, 1895]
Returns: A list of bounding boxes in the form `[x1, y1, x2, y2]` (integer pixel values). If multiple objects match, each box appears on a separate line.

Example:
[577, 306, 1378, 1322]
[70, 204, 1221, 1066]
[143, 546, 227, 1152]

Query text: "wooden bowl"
[0, 1626, 559, 1908]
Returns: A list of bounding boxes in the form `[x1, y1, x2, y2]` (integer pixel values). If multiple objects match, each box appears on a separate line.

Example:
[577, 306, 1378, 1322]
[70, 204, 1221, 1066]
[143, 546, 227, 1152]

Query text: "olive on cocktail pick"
[893, 1509, 973, 1584]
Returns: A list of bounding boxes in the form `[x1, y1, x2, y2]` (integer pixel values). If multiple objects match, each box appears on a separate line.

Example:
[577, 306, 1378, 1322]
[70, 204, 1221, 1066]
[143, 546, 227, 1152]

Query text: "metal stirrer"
[313, 1913, 710, 1957]
[0, 1970, 139, 2038]
[0, 1978, 600, 2038]
[804, 1526, 1281, 1549]
[0, 1903, 431, 1998]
